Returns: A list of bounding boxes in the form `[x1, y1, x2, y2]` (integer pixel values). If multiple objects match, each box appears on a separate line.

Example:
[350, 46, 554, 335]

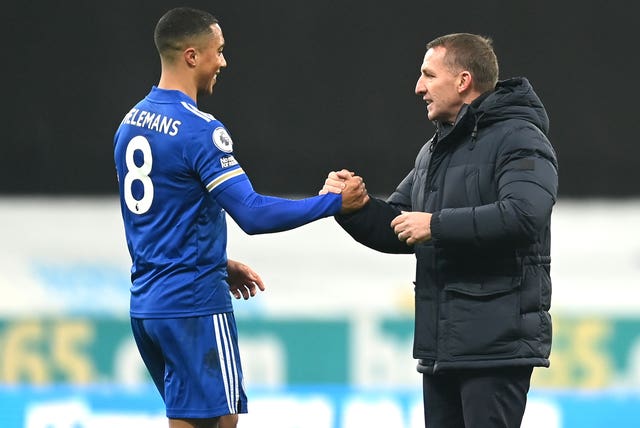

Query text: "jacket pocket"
[443, 275, 521, 357]
[412, 245, 438, 358]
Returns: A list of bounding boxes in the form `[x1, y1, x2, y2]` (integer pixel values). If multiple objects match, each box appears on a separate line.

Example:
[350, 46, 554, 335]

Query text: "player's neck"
[158, 72, 198, 104]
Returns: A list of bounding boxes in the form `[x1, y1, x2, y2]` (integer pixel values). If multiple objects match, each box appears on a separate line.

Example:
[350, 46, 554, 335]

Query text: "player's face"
[195, 24, 227, 96]
[415, 46, 464, 124]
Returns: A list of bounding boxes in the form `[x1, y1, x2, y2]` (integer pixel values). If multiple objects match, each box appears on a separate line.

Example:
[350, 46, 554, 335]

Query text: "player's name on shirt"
[121, 108, 182, 136]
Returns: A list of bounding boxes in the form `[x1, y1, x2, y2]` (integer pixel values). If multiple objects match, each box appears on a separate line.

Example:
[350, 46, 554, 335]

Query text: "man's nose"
[415, 77, 425, 95]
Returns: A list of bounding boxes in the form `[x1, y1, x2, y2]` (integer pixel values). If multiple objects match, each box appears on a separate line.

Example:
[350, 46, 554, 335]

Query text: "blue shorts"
[131, 313, 248, 419]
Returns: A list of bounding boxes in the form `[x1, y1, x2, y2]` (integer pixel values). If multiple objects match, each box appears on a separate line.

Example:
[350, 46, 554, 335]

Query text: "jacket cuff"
[335, 199, 372, 225]
[430, 211, 442, 244]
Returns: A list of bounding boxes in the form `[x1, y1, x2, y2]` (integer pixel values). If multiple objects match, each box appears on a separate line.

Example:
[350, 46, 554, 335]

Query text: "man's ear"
[184, 48, 197, 68]
[458, 71, 472, 93]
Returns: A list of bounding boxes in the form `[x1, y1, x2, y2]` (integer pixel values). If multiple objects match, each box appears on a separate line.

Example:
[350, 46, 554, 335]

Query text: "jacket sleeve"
[431, 125, 558, 248]
[335, 169, 415, 254]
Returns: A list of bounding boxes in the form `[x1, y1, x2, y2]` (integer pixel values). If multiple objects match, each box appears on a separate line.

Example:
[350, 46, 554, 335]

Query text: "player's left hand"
[390, 211, 433, 246]
[227, 259, 266, 299]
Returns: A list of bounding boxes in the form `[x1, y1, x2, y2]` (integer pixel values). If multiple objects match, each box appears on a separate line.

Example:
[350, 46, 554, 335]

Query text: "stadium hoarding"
[1, 315, 639, 389]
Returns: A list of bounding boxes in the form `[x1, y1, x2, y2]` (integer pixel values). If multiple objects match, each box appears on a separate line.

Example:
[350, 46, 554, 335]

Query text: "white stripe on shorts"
[222, 314, 240, 410]
[213, 313, 238, 413]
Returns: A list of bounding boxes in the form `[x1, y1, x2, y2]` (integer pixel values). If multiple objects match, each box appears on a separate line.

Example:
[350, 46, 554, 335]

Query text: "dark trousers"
[422, 366, 533, 428]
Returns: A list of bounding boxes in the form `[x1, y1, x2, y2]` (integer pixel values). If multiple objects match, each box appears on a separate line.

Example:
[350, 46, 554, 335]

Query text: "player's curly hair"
[427, 33, 499, 93]
[154, 7, 218, 60]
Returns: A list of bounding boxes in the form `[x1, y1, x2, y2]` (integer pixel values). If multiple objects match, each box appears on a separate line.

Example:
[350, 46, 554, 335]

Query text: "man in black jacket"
[323, 33, 558, 428]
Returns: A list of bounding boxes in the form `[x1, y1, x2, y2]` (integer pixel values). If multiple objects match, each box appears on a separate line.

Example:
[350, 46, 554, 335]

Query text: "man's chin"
[426, 109, 441, 122]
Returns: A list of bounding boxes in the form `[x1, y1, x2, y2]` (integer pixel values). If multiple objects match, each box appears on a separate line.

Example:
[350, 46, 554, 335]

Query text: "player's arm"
[191, 123, 364, 233]
[215, 177, 342, 235]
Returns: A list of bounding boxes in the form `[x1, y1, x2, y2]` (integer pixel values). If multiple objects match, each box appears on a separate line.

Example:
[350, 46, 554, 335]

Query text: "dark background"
[3, 1, 635, 197]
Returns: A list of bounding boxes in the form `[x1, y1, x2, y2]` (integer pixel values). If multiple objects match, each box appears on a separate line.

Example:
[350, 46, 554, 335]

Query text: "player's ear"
[184, 48, 197, 68]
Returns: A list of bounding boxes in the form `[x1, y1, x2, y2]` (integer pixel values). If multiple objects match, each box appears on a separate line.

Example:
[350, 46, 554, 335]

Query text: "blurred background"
[2, 1, 639, 427]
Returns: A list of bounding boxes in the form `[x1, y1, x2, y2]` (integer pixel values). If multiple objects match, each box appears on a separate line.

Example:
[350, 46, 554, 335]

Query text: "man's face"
[195, 23, 227, 96]
[415, 46, 464, 124]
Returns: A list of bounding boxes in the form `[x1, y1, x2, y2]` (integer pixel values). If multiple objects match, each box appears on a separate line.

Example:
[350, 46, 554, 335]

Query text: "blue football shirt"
[114, 87, 249, 318]
[114, 87, 341, 318]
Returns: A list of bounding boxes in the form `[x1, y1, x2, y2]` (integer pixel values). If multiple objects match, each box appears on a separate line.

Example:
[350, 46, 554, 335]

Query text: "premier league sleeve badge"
[212, 127, 233, 153]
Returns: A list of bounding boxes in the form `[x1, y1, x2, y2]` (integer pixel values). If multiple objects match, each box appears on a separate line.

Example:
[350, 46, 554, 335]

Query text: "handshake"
[319, 169, 370, 214]
[319, 169, 432, 245]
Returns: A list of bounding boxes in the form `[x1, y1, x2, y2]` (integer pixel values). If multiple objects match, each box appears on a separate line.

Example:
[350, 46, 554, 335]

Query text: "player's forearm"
[217, 180, 341, 235]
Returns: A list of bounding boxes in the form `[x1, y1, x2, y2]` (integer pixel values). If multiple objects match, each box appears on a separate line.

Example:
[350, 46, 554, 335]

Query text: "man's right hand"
[319, 169, 370, 213]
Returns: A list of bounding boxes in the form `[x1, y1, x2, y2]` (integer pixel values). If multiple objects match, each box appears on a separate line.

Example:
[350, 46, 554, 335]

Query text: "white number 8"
[124, 136, 154, 214]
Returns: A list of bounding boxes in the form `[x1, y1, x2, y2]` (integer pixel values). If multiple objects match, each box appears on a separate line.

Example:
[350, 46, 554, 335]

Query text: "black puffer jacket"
[337, 77, 558, 374]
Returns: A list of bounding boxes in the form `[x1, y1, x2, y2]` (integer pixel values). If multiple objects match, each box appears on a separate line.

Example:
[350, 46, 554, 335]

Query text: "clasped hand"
[319, 169, 370, 213]
[319, 169, 431, 244]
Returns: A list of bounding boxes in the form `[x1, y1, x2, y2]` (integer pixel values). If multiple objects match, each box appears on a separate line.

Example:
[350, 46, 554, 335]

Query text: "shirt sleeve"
[184, 120, 340, 233]
[185, 121, 247, 196]
[215, 179, 341, 235]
